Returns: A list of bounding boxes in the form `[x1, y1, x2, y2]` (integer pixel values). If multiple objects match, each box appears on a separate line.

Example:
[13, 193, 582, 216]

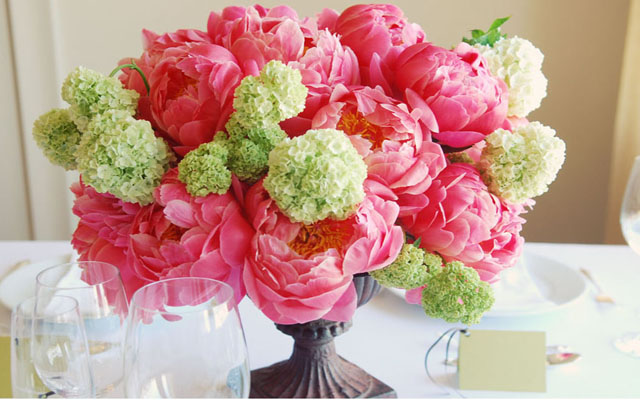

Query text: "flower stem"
[109, 59, 150, 95]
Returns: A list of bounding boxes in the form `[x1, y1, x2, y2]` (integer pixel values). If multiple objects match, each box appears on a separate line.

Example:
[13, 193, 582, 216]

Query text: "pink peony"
[394, 43, 509, 149]
[317, 8, 339, 32]
[72, 224, 147, 300]
[243, 181, 403, 324]
[71, 180, 141, 248]
[334, 4, 425, 92]
[207, 5, 316, 49]
[334, 4, 424, 67]
[291, 30, 360, 89]
[70, 180, 146, 298]
[311, 85, 426, 155]
[119, 29, 212, 131]
[127, 169, 254, 304]
[365, 140, 447, 215]
[400, 163, 525, 282]
[207, 5, 314, 76]
[277, 29, 362, 137]
[146, 43, 244, 156]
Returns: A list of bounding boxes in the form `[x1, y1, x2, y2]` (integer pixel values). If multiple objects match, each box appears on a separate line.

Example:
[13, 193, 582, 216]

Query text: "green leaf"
[489, 16, 510, 31]
[413, 237, 422, 248]
[462, 16, 511, 47]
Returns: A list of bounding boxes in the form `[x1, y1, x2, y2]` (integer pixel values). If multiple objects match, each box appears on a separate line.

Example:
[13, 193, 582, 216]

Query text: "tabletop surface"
[1, 241, 639, 398]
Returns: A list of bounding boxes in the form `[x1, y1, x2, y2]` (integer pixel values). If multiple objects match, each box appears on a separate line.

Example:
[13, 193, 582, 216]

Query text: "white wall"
[1, 0, 631, 243]
[0, 0, 30, 240]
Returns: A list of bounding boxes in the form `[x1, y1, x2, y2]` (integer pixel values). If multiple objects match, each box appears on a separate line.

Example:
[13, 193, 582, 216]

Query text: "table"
[1, 241, 639, 398]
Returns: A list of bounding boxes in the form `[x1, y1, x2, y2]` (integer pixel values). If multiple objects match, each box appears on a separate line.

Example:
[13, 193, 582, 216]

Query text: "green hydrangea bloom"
[479, 122, 566, 203]
[61, 66, 139, 132]
[32, 108, 81, 170]
[421, 261, 495, 325]
[224, 114, 287, 183]
[233, 60, 308, 125]
[264, 129, 367, 224]
[178, 141, 231, 196]
[371, 243, 443, 289]
[76, 110, 174, 205]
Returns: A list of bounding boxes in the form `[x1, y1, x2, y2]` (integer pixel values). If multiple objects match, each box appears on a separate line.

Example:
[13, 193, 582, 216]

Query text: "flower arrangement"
[33, 4, 564, 325]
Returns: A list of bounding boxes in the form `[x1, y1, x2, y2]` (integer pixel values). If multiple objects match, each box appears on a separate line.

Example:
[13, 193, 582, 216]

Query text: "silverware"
[546, 352, 581, 365]
[579, 268, 615, 304]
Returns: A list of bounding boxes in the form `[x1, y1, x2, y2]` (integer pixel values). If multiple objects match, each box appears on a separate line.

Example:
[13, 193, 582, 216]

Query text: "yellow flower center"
[160, 224, 187, 242]
[167, 73, 199, 101]
[288, 218, 355, 258]
[337, 110, 386, 150]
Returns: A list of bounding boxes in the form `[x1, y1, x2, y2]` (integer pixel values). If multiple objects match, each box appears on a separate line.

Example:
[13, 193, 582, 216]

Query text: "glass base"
[613, 332, 640, 357]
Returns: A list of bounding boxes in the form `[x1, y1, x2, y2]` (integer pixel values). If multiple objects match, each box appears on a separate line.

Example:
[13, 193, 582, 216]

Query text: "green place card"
[0, 336, 10, 397]
[458, 329, 546, 392]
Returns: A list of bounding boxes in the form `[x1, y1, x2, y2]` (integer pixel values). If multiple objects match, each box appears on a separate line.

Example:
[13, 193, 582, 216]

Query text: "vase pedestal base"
[250, 352, 396, 398]
[249, 319, 396, 398]
[250, 275, 395, 398]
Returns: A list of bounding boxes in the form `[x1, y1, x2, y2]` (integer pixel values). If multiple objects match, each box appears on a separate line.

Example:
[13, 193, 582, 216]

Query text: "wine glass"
[124, 277, 250, 398]
[11, 297, 55, 398]
[617, 154, 640, 357]
[36, 261, 129, 396]
[11, 295, 94, 398]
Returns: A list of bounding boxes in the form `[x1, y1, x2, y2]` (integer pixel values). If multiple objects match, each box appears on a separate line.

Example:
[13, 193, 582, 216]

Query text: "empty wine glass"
[11, 295, 94, 398]
[11, 297, 54, 398]
[124, 277, 250, 398]
[36, 261, 129, 396]
[617, 154, 640, 357]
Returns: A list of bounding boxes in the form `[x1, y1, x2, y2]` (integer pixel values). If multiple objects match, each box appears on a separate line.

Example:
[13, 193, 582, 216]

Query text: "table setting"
[1, 2, 640, 398]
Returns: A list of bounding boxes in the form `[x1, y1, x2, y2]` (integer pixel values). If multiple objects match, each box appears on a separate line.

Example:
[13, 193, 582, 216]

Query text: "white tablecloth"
[1, 241, 639, 398]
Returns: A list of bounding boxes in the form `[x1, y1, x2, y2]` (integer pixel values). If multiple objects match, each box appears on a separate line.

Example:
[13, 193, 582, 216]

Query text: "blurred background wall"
[0, 0, 635, 243]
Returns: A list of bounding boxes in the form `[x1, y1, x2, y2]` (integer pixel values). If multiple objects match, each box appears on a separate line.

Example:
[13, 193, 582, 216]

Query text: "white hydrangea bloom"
[476, 37, 548, 118]
[479, 121, 565, 203]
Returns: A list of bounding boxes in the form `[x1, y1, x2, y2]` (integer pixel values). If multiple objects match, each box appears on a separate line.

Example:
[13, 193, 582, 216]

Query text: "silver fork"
[580, 268, 615, 304]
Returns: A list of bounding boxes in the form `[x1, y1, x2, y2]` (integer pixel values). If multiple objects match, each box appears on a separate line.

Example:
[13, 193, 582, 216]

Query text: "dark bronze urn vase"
[249, 273, 396, 398]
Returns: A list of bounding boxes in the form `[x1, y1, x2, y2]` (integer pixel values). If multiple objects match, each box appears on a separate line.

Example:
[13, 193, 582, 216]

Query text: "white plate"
[486, 251, 587, 317]
[0, 254, 73, 310]
[387, 250, 587, 317]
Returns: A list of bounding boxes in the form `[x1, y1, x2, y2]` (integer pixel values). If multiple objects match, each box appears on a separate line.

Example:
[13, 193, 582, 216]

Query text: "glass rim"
[14, 295, 80, 318]
[35, 261, 122, 290]
[129, 277, 235, 314]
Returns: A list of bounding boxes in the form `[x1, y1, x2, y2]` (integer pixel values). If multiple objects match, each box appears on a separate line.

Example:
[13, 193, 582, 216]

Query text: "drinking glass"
[35, 261, 128, 396]
[12, 297, 53, 398]
[617, 155, 640, 357]
[11, 296, 94, 398]
[124, 277, 250, 398]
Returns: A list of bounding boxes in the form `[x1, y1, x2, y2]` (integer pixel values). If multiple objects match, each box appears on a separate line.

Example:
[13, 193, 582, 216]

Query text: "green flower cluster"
[264, 129, 367, 224]
[233, 60, 308, 124]
[225, 114, 288, 183]
[421, 261, 495, 326]
[178, 138, 231, 197]
[224, 60, 307, 183]
[61, 66, 139, 132]
[371, 242, 442, 289]
[175, 60, 307, 192]
[372, 241, 494, 325]
[76, 110, 174, 205]
[33, 66, 173, 204]
[32, 108, 82, 170]
[479, 121, 566, 203]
